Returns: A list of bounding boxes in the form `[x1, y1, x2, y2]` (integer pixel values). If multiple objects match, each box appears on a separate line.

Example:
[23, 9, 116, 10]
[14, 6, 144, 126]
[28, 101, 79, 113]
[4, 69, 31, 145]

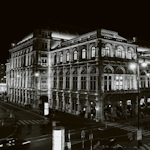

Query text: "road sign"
[81, 130, 85, 138]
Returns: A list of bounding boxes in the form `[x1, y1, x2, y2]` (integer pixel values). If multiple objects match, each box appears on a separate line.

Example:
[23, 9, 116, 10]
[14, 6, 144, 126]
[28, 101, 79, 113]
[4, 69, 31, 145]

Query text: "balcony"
[104, 89, 138, 94]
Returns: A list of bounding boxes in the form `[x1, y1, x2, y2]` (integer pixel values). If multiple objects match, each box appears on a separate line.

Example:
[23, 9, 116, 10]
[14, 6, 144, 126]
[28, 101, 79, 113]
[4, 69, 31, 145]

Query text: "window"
[91, 47, 96, 58]
[117, 47, 122, 58]
[53, 77, 57, 88]
[41, 58, 47, 66]
[116, 75, 123, 90]
[73, 77, 78, 90]
[66, 77, 70, 89]
[60, 53, 63, 63]
[105, 46, 110, 57]
[54, 54, 57, 64]
[90, 76, 96, 91]
[66, 52, 70, 62]
[82, 49, 86, 59]
[104, 75, 112, 91]
[81, 77, 86, 90]
[127, 50, 132, 59]
[74, 51, 78, 60]
[59, 76, 63, 89]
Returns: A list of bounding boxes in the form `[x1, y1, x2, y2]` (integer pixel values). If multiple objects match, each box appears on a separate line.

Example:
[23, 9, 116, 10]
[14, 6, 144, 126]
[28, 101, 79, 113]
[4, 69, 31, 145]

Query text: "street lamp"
[129, 58, 147, 145]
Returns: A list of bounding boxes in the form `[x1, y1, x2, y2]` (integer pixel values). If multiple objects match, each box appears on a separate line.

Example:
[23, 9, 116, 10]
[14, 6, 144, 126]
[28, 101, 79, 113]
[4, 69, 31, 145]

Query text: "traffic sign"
[81, 130, 85, 138]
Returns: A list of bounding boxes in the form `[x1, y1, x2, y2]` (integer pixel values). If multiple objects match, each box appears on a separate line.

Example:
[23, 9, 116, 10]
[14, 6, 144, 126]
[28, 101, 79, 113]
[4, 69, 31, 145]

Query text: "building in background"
[6, 28, 78, 110]
[6, 28, 150, 121]
[0, 64, 6, 96]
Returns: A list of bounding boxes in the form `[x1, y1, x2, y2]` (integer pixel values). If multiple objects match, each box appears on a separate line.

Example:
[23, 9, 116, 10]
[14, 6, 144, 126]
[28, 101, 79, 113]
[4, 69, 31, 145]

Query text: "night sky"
[1, 1, 150, 64]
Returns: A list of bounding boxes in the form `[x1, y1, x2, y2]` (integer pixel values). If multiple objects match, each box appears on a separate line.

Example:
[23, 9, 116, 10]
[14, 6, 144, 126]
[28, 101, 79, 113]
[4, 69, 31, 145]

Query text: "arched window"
[116, 46, 124, 58]
[127, 50, 132, 59]
[82, 49, 86, 59]
[73, 50, 78, 60]
[66, 52, 70, 62]
[116, 47, 122, 58]
[105, 46, 110, 57]
[91, 47, 96, 58]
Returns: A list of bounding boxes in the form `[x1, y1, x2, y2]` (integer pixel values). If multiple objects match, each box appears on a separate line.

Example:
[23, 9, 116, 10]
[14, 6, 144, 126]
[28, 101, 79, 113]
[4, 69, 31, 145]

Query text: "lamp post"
[129, 57, 147, 145]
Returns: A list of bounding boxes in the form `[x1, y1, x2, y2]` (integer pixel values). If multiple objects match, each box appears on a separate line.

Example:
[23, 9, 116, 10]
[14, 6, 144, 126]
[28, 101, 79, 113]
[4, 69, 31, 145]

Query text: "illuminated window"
[74, 51, 78, 60]
[116, 75, 123, 90]
[60, 53, 63, 63]
[105, 46, 110, 57]
[117, 48, 122, 58]
[66, 52, 69, 62]
[127, 50, 132, 59]
[82, 49, 86, 59]
[91, 47, 96, 58]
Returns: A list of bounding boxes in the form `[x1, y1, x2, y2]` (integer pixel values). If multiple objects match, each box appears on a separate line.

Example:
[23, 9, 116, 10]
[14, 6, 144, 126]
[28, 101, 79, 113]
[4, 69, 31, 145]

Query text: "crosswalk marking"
[19, 120, 26, 125]
[16, 119, 49, 125]
[106, 121, 150, 137]
[144, 144, 150, 150]
[22, 120, 30, 124]
[27, 120, 36, 124]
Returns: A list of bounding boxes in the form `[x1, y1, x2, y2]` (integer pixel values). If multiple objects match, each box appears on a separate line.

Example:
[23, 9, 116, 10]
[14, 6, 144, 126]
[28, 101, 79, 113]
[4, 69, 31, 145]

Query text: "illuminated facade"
[6, 29, 77, 108]
[48, 29, 150, 121]
[6, 28, 150, 121]
[0, 64, 6, 93]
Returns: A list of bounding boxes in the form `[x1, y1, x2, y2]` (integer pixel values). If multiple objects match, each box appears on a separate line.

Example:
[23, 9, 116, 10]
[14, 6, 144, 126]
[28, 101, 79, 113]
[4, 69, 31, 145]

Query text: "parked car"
[0, 137, 30, 149]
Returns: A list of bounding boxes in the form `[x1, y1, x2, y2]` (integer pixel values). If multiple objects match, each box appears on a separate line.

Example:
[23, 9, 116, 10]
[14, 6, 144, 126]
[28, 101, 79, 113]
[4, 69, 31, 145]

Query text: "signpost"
[81, 130, 85, 149]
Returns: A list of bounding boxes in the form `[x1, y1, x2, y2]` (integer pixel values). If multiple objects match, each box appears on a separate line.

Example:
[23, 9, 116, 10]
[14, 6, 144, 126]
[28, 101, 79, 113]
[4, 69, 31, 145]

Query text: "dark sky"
[1, 1, 150, 64]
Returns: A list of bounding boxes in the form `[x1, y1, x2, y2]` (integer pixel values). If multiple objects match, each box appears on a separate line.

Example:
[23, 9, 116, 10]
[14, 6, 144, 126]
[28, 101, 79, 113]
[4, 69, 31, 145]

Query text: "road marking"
[16, 122, 21, 125]
[22, 120, 30, 124]
[18, 120, 26, 125]
[144, 144, 150, 150]
[27, 120, 36, 124]
[36, 138, 47, 142]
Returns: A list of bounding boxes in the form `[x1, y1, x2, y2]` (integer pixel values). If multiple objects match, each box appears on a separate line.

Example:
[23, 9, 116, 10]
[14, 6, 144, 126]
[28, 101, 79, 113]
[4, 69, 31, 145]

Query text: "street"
[1, 100, 150, 149]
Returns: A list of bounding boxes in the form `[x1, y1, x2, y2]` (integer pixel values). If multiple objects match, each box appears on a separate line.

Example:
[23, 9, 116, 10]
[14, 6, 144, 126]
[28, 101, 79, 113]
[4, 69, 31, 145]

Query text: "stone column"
[56, 92, 59, 110]
[76, 94, 80, 115]
[62, 93, 65, 112]
[69, 93, 72, 113]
